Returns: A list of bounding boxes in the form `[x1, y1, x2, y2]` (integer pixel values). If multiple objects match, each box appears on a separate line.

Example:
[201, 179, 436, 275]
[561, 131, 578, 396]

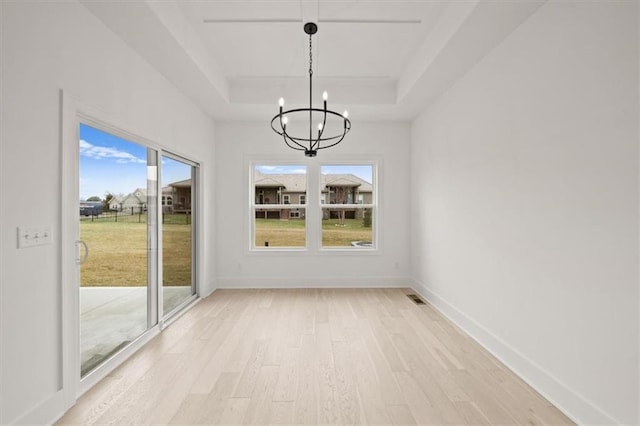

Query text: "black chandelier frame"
[270, 22, 351, 157]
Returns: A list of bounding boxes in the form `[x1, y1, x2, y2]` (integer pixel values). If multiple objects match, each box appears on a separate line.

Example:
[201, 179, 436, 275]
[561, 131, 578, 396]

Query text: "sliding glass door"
[78, 123, 157, 377]
[77, 123, 198, 378]
[161, 155, 197, 317]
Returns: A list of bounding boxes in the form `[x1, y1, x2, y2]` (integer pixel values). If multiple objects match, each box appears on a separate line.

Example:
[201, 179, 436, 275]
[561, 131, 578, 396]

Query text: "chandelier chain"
[308, 33, 313, 76]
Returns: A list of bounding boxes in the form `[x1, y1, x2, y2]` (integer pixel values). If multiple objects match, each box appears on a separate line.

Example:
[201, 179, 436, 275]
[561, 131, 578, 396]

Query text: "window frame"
[248, 159, 380, 254]
[319, 162, 378, 251]
[250, 162, 308, 251]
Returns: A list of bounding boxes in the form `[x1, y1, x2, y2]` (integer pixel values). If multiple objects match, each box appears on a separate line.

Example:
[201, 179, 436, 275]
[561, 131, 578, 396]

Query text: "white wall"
[0, 2, 216, 424]
[410, 1, 638, 424]
[215, 121, 411, 288]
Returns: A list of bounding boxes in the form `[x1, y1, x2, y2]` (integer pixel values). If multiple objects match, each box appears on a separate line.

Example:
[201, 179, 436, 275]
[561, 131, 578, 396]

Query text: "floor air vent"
[407, 294, 426, 305]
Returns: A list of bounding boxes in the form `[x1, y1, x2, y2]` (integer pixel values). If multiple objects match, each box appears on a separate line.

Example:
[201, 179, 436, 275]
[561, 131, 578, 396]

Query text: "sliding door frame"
[61, 91, 201, 409]
[158, 151, 199, 327]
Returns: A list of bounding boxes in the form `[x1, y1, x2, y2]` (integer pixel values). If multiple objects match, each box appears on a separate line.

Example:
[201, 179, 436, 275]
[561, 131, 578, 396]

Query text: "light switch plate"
[17, 226, 53, 248]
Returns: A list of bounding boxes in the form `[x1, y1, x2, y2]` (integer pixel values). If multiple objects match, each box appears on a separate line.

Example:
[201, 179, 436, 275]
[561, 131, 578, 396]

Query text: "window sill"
[248, 247, 380, 256]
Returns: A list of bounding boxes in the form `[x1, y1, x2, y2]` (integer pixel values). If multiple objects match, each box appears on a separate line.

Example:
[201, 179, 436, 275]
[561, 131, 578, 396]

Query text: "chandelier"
[271, 22, 351, 157]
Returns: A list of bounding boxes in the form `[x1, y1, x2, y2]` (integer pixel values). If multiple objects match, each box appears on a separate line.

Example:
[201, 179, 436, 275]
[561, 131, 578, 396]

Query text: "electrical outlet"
[17, 226, 53, 249]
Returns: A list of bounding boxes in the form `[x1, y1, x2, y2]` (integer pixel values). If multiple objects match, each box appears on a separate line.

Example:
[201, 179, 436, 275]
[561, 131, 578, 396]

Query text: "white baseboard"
[11, 389, 66, 426]
[411, 279, 619, 425]
[216, 275, 412, 289]
[199, 278, 217, 298]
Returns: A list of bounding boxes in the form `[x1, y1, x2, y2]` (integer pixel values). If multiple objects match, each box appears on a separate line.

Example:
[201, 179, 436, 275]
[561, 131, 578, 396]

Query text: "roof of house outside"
[168, 179, 191, 188]
[254, 171, 372, 192]
[323, 175, 365, 188]
[109, 188, 147, 205]
[255, 172, 306, 192]
[117, 183, 181, 204]
[132, 188, 147, 197]
[255, 176, 290, 188]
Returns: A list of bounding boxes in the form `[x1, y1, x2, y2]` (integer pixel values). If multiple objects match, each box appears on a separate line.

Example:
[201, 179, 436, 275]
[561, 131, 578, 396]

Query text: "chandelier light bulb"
[279, 97, 285, 107]
[282, 116, 288, 125]
[323, 91, 328, 101]
[318, 123, 323, 131]
[343, 110, 349, 118]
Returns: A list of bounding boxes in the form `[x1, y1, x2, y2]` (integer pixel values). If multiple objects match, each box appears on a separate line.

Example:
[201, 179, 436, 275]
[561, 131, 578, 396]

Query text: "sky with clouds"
[79, 124, 191, 200]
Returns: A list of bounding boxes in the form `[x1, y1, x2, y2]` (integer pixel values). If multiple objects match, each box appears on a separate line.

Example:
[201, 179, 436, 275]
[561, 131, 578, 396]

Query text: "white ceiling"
[178, 1, 446, 79]
[81, 0, 546, 122]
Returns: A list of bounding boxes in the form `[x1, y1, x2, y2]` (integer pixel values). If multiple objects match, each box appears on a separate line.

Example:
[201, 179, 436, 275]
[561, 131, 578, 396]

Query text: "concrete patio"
[80, 286, 192, 376]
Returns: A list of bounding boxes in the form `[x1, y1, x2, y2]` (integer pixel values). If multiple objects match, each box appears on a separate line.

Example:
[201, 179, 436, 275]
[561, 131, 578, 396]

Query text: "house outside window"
[320, 164, 375, 248]
[252, 165, 306, 248]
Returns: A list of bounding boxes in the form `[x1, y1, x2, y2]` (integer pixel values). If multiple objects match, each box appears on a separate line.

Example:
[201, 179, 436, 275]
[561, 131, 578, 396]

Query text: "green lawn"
[322, 219, 373, 247]
[80, 217, 191, 287]
[255, 218, 372, 247]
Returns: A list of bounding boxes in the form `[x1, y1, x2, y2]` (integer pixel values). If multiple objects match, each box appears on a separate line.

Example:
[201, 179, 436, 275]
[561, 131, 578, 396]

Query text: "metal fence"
[80, 208, 146, 223]
[80, 209, 191, 225]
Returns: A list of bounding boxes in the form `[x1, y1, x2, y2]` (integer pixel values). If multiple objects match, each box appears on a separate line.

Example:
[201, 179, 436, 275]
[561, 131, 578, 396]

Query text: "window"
[250, 162, 376, 250]
[321, 164, 375, 249]
[252, 164, 306, 248]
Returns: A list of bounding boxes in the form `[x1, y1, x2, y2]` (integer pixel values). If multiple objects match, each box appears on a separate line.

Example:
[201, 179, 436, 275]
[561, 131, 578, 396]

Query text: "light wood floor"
[57, 288, 574, 425]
